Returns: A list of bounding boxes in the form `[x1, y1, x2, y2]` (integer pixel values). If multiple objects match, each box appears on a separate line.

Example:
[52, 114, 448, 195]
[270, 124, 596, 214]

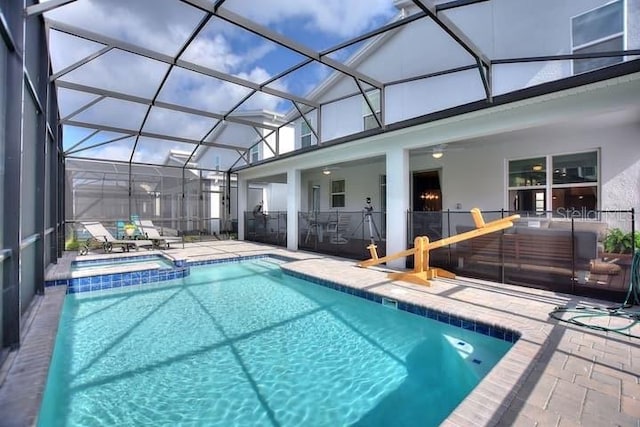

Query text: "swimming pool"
[39, 259, 514, 426]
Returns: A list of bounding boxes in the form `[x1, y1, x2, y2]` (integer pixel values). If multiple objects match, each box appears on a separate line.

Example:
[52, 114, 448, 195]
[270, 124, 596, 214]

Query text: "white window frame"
[330, 179, 346, 208]
[570, 0, 626, 75]
[506, 156, 548, 215]
[300, 120, 312, 148]
[363, 90, 381, 131]
[506, 150, 600, 216]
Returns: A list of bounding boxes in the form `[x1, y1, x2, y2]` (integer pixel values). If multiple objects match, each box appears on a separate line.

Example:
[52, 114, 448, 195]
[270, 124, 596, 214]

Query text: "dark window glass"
[573, 37, 624, 74]
[508, 157, 546, 187]
[552, 152, 597, 184]
[552, 187, 597, 213]
[572, 1, 623, 47]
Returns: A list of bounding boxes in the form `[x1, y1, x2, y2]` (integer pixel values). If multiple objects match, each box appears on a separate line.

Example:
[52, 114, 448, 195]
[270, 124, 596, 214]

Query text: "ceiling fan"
[413, 144, 465, 159]
[321, 166, 340, 175]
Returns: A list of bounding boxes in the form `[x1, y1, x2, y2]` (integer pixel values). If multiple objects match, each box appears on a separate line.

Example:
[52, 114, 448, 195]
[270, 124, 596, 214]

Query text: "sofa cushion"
[513, 226, 598, 261]
[548, 221, 608, 241]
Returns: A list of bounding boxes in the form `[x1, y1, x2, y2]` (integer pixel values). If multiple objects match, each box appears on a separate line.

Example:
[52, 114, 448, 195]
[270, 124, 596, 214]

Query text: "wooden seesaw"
[358, 208, 520, 286]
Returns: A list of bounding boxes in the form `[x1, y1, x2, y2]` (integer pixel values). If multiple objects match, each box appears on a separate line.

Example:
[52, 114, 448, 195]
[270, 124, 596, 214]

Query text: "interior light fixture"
[532, 164, 543, 171]
[322, 169, 331, 175]
[432, 151, 444, 159]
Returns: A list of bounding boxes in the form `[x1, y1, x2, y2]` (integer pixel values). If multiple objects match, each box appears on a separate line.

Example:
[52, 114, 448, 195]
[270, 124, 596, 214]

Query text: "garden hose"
[549, 250, 640, 339]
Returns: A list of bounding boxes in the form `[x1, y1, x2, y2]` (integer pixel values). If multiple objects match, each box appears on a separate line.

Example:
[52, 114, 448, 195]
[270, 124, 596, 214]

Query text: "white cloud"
[180, 28, 278, 83]
[61, 49, 169, 98]
[159, 64, 288, 115]
[75, 137, 135, 162]
[142, 107, 217, 141]
[183, 33, 244, 73]
[45, 0, 203, 56]
[225, 0, 396, 38]
[235, 68, 288, 111]
[73, 98, 149, 131]
[133, 138, 195, 164]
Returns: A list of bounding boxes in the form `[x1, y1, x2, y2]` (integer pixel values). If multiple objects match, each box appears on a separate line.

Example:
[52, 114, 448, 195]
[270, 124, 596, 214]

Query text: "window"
[572, 0, 624, 74]
[363, 90, 381, 130]
[300, 121, 312, 148]
[508, 151, 599, 215]
[551, 152, 598, 213]
[508, 157, 547, 213]
[249, 145, 260, 163]
[331, 179, 346, 208]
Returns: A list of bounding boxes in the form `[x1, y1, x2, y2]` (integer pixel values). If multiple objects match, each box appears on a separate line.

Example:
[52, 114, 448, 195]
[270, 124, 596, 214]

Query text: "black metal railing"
[297, 210, 386, 260]
[244, 211, 288, 247]
[407, 209, 636, 300]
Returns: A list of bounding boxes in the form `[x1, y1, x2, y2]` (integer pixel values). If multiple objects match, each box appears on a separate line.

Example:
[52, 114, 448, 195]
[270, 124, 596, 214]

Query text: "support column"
[237, 175, 248, 240]
[286, 169, 301, 251]
[2, 1, 25, 349]
[386, 147, 410, 269]
[49, 137, 58, 264]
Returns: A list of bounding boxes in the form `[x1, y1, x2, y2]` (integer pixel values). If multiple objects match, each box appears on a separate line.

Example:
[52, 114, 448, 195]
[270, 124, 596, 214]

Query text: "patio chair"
[137, 220, 183, 249]
[79, 221, 154, 255]
[301, 212, 326, 243]
[326, 213, 352, 245]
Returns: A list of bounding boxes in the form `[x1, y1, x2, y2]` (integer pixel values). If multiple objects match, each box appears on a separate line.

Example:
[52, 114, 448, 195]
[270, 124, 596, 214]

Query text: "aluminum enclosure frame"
[30, 0, 639, 177]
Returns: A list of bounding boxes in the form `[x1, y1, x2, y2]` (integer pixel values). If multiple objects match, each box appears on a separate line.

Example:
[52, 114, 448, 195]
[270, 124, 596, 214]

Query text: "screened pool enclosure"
[1, 0, 639, 354]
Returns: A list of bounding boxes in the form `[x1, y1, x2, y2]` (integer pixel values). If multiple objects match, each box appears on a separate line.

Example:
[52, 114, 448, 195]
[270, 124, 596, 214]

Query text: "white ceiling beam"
[50, 46, 112, 81]
[55, 80, 280, 131]
[62, 119, 249, 151]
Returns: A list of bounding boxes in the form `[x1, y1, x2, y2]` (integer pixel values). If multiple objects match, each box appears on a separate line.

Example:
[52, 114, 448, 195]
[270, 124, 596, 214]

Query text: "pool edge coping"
[25, 250, 548, 427]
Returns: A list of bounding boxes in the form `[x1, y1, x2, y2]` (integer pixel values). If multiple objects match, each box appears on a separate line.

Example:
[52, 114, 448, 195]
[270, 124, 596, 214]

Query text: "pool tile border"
[45, 267, 190, 293]
[44, 254, 295, 294]
[283, 268, 520, 344]
[46, 253, 519, 344]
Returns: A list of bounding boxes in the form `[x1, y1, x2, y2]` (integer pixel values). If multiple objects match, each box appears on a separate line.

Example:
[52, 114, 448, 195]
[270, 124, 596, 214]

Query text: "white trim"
[239, 72, 640, 182]
[330, 178, 346, 208]
[249, 145, 261, 163]
[300, 121, 312, 147]
[506, 150, 600, 213]
[362, 90, 382, 130]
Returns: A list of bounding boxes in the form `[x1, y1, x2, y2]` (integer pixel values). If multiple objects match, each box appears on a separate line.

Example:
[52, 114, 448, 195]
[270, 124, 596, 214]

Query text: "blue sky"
[45, 0, 398, 165]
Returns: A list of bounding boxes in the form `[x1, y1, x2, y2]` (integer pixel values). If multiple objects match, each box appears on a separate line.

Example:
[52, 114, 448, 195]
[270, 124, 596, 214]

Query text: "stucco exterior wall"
[290, 0, 638, 149]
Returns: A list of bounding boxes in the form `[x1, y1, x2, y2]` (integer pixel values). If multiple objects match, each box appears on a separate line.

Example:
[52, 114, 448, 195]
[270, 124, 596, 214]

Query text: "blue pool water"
[39, 260, 513, 426]
[71, 255, 174, 272]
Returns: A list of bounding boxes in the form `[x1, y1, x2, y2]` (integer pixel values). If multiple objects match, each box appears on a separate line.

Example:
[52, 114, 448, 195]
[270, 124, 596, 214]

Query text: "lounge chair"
[137, 220, 183, 249]
[79, 221, 154, 255]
